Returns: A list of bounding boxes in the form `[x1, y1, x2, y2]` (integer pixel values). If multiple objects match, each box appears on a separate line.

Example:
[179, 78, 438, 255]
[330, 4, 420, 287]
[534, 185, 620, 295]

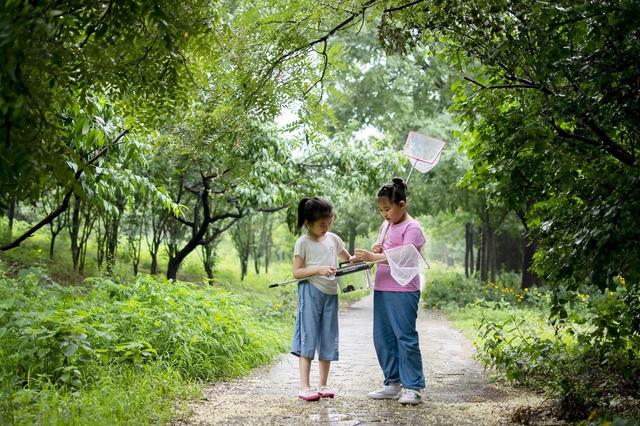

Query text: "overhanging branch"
[247, 0, 380, 105]
[1, 128, 130, 250]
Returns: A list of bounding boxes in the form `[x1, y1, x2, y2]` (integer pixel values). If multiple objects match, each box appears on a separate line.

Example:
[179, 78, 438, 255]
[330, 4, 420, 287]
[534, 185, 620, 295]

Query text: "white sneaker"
[398, 388, 422, 405]
[367, 384, 402, 399]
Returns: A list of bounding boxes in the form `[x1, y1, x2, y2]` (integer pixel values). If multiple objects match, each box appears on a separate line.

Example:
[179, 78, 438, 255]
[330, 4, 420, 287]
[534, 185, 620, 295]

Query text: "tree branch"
[247, 0, 380, 105]
[584, 117, 636, 166]
[201, 215, 242, 245]
[257, 205, 288, 213]
[384, 0, 426, 13]
[172, 214, 195, 228]
[303, 39, 329, 97]
[464, 76, 550, 92]
[79, 1, 114, 48]
[0, 128, 129, 251]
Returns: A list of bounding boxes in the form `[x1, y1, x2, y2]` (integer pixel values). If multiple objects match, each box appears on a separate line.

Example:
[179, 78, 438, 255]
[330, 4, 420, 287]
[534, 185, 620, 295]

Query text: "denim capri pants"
[291, 281, 339, 361]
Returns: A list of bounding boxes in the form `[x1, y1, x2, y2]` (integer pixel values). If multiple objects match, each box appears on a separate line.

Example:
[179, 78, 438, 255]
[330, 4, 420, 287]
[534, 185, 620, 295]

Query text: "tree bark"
[69, 195, 81, 270]
[521, 236, 542, 289]
[105, 211, 122, 274]
[476, 226, 482, 278]
[7, 196, 16, 236]
[48, 216, 65, 259]
[516, 208, 542, 289]
[166, 183, 242, 280]
[348, 230, 356, 257]
[147, 211, 166, 275]
[464, 222, 474, 277]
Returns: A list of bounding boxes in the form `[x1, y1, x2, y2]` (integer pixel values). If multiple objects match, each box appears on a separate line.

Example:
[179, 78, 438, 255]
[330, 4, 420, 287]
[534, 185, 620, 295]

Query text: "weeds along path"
[176, 294, 546, 425]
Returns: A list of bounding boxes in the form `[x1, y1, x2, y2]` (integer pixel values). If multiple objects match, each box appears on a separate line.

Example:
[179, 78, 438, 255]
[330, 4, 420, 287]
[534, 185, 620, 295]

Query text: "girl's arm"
[354, 249, 386, 263]
[292, 255, 336, 279]
[338, 248, 355, 263]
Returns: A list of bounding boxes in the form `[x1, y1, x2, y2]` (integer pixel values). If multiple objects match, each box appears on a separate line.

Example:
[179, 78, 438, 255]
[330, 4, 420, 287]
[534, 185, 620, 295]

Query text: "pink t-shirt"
[375, 218, 426, 292]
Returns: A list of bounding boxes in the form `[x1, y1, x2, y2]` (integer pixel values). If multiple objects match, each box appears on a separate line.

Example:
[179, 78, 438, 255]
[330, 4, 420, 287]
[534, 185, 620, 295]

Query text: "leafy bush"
[421, 269, 548, 310]
[475, 287, 639, 421]
[423, 269, 639, 422]
[0, 266, 292, 424]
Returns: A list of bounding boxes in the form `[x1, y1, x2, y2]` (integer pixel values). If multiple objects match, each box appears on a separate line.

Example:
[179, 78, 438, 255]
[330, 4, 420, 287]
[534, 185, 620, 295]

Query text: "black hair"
[297, 197, 334, 229]
[377, 177, 407, 204]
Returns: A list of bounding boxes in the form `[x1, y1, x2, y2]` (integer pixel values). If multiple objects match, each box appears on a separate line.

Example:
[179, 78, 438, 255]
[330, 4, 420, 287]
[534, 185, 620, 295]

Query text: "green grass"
[0, 215, 303, 425]
[0, 265, 295, 425]
[0, 217, 372, 425]
[422, 266, 640, 423]
[4, 364, 199, 426]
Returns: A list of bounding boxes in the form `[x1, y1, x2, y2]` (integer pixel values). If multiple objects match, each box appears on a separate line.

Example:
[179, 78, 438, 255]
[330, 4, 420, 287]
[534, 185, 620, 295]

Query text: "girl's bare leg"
[299, 356, 312, 389]
[319, 360, 331, 387]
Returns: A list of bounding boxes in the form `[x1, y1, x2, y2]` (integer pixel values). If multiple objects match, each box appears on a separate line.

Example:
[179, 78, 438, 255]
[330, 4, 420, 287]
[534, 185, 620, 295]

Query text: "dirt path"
[177, 295, 547, 425]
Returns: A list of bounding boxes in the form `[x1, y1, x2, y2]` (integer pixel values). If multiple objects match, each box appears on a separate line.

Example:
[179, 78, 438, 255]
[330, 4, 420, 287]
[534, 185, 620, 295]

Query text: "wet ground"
[176, 295, 555, 425]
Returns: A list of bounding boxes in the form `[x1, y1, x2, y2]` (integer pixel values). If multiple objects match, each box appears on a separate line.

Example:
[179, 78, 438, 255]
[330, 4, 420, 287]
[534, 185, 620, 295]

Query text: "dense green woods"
[1, 0, 638, 424]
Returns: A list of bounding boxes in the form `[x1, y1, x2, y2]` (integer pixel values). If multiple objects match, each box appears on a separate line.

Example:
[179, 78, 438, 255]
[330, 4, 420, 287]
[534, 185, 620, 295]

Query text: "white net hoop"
[385, 244, 429, 286]
[403, 131, 447, 173]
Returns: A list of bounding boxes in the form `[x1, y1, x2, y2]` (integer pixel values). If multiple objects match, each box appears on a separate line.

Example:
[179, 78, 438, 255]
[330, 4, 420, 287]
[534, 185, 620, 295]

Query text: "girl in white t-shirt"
[291, 196, 354, 401]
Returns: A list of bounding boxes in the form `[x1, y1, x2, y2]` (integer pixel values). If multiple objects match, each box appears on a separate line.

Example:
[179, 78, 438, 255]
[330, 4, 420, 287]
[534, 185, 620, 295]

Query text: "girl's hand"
[355, 248, 373, 262]
[348, 255, 357, 263]
[371, 243, 383, 254]
[317, 266, 337, 277]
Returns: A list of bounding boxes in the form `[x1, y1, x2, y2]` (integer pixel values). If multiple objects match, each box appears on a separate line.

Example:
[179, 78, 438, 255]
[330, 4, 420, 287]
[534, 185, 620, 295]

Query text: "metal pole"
[268, 259, 386, 288]
[406, 159, 418, 184]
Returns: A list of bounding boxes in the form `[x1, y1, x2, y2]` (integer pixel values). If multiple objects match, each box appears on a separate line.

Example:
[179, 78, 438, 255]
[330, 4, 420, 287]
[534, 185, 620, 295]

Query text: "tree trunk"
[105, 214, 121, 274]
[348, 229, 356, 256]
[48, 214, 65, 259]
[240, 254, 248, 281]
[476, 225, 482, 278]
[147, 213, 165, 275]
[480, 223, 488, 282]
[77, 205, 95, 274]
[442, 244, 450, 266]
[521, 236, 542, 289]
[515, 207, 542, 289]
[204, 260, 214, 281]
[7, 196, 16, 236]
[264, 243, 270, 274]
[132, 219, 143, 275]
[464, 222, 474, 277]
[489, 227, 497, 283]
[203, 241, 215, 281]
[49, 232, 58, 259]
[167, 218, 210, 280]
[69, 195, 81, 270]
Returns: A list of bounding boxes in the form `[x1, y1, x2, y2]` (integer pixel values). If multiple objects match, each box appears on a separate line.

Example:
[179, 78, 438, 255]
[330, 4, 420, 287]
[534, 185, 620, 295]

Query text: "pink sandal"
[318, 387, 335, 398]
[298, 388, 321, 401]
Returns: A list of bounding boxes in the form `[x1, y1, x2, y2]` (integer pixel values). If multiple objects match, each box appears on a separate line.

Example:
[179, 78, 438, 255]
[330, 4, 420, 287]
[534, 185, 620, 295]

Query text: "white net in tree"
[403, 131, 447, 174]
[385, 244, 429, 286]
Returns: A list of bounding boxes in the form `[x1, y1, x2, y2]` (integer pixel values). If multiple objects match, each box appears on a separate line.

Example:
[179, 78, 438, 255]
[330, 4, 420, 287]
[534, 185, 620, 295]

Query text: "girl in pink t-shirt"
[355, 177, 426, 405]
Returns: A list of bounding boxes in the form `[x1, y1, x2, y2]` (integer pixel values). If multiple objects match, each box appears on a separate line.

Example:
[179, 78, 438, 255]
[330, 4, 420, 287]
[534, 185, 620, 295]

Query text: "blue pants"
[291, 282, 339, 361]
[373, 290, 425, 390]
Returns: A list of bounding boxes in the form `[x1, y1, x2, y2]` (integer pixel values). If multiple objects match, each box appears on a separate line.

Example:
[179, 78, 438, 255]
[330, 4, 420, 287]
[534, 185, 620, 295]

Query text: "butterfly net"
[385, 244, 429, 286]
[403, 131, 446, 173]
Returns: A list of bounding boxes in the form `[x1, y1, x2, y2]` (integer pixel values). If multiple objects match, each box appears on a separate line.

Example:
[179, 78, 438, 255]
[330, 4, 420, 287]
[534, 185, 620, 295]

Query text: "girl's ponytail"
[297, 197, 311, 229]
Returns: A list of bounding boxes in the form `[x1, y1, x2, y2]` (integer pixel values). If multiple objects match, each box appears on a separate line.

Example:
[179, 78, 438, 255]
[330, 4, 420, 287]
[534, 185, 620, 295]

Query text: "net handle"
[268, 259, 385, 288]
[406, 158, 418, 184]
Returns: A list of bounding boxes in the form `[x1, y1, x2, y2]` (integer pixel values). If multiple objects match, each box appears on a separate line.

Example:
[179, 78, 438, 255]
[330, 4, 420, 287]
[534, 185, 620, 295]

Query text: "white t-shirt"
[294, 232, 345, 295]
